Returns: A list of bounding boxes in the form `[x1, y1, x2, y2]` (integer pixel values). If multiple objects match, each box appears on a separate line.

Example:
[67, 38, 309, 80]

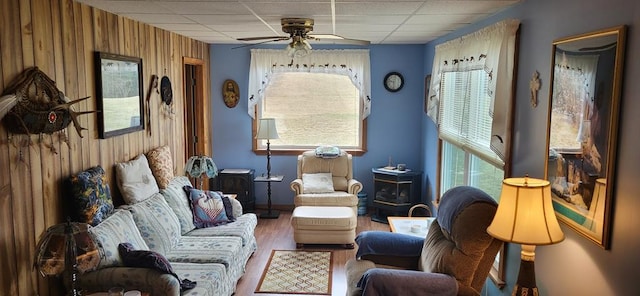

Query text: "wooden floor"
[234, 211, 390, 296]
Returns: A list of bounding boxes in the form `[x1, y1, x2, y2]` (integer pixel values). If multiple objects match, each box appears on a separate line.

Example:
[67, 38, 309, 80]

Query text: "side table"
[254, 175, 284, 219]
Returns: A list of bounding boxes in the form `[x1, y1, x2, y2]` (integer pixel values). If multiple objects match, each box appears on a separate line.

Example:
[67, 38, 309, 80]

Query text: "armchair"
[290, 149, 363, 214]
[345, 186, 501, 296]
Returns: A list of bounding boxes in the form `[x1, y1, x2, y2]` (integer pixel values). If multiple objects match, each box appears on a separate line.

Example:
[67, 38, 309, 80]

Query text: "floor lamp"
[256, 118, 280, 218]
[487, 176, 565, 296]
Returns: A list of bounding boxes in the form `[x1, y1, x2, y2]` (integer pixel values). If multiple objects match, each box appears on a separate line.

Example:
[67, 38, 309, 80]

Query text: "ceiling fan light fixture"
[286, 37, 312, 58]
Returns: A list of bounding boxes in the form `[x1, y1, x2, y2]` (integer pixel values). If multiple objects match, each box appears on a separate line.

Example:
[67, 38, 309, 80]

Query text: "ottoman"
[291, 206, 357, 249]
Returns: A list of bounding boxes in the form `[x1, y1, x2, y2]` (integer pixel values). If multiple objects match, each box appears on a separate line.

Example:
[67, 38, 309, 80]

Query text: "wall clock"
[384, 71, 404, 92]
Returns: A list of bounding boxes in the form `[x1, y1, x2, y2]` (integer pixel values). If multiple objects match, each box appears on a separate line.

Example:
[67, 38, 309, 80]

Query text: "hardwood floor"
[234, 211, 390, 296]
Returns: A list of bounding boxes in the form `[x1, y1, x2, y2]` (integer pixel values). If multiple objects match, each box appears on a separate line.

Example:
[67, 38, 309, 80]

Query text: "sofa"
[73, 147, 257, 296]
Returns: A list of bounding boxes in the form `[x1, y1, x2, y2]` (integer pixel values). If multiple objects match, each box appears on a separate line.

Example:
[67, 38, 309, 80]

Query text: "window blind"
[439, 70, 504, 168]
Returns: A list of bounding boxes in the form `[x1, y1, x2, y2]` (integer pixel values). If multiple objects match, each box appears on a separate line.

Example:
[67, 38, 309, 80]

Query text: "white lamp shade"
[256, 118, 279, 140]
[487, 177, 565, 245]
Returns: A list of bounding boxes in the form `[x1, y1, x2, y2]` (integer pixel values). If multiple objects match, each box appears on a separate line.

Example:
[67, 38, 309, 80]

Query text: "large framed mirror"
[544, 26, 626, 249]
[94, 52, 144, 139]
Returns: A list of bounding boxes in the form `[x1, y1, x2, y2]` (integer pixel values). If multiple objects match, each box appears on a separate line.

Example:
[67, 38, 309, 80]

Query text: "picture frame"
[94, 52, 144, 139]
[544, 26, 627, 249]
[424, 74, 431, 114]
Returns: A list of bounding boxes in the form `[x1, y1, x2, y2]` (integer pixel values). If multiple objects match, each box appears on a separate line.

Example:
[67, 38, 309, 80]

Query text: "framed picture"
[94, 52, 144, 139]
[424, 74, 432, 114]
[544, 26, 627, 249]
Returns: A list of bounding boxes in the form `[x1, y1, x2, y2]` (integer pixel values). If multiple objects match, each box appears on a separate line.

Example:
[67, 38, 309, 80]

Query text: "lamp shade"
[34, 221, 100, 277]
[185, 155, 218, 179]
[256, 118, 279, 140]
[487, 177, 565, 245]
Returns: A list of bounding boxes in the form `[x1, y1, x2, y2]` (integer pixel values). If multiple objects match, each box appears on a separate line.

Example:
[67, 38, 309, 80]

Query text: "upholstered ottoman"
[291, 206, 357, 249]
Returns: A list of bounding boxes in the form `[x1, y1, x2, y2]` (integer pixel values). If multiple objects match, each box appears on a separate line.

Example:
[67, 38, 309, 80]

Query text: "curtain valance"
[248, 49, 371, 118]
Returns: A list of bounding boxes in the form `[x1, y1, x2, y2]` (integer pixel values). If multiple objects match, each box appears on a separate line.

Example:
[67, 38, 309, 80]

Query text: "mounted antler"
[0, 67, 96, 137]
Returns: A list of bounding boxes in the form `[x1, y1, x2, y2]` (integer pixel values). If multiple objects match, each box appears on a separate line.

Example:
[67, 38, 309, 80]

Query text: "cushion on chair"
[146, 145, 175, 189]
[115, 154, 160, 204]
[67, 166, 114, 226]
[302, 173, 335, 193]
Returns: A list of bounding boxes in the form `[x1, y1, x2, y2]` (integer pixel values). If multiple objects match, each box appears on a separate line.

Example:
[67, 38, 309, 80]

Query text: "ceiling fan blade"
[237, 36, 290, 42]
[308, 34, 370, 46]
[231, 38, 289, 49]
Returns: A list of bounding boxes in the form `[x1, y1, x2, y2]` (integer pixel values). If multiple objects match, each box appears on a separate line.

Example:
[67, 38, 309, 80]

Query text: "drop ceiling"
[75, 0, 522, 45]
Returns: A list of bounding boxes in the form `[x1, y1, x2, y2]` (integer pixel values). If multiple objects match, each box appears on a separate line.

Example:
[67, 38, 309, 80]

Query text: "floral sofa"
[72, 146, 257, 296]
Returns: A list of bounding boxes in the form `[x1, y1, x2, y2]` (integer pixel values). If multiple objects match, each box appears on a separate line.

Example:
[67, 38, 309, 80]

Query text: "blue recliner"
[345, 186, 501, 296]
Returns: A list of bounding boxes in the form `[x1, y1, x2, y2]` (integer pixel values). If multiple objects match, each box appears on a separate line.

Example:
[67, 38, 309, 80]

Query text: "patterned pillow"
[146, 145, 174, 189]
[115, 154, 160, 204]
[183, 186, 235, 228]
[118, 242, 196, 291]
[67, 166, 114, 226]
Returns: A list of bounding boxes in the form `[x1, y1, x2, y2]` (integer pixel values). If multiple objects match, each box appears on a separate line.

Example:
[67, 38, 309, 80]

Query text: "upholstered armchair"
[290, 149, 363, 214]
[345, 186, 501, 296]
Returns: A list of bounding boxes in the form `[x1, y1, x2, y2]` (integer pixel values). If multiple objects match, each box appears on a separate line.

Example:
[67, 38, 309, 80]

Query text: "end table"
[254, 175, 284, 219]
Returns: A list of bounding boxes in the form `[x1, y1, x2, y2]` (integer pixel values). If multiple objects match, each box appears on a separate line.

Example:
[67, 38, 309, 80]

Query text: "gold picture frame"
[544, 26, 627, 249]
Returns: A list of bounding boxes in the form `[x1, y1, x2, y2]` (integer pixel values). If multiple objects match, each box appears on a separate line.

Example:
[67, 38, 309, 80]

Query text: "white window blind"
[439, 70, 502, 168]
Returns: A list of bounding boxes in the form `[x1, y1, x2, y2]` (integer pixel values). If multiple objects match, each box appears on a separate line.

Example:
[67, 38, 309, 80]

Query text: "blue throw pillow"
[67, 166, 114, 226]
[182, 186, 235, 228]
[118, 242, 196, 291]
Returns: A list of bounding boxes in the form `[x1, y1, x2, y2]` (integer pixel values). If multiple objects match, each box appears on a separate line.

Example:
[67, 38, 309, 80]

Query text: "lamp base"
[259, 210, 280, 219]
[513, 259, 538, 296]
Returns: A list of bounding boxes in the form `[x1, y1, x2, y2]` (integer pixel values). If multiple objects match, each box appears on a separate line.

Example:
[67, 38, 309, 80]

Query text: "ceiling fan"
[236, 18, 370, 57]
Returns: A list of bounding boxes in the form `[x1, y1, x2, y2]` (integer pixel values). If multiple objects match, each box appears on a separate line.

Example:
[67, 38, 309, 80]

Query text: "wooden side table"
[254, 175, 284, 219]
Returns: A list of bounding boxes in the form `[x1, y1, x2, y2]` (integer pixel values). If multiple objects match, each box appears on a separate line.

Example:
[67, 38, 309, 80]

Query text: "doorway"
[183, 57, 211, 179]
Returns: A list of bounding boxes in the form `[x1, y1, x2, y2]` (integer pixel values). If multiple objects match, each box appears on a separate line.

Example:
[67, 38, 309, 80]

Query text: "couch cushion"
[118, 242, 196, 291]
[67, 166, 114, 226]
[173, 262, 233, 296]
[89, 210, 149, 269]
[146, 145, 175, 189]
[164, 236, 243, 269]
[124, 193, 182, 255]
[160, 176, 196, 234]
[115, 154, 160, 204]
[185, 213, 257, 246]
[183, 186, 235, 228]
[302, 173, 335, 193]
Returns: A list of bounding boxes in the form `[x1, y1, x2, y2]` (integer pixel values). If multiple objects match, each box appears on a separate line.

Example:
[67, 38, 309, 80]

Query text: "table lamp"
[487, 176, 565, 296]
[256, 118, 279, 178]
[34, 220, 100, 296]
[185, 155, 218, 189]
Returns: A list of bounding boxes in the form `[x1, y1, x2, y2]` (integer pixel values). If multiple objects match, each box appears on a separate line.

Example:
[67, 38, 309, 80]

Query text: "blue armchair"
[345, 186, 501, 296]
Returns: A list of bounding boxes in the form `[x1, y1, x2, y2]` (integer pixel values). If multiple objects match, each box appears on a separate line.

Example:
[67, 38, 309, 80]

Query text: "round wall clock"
[384, 71, 404, 92]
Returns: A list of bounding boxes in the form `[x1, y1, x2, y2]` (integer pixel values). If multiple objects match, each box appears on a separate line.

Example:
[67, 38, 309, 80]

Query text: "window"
[248, 49, 371, 154]
[428, 20, 520, 287]
[258, 72, 364, 149]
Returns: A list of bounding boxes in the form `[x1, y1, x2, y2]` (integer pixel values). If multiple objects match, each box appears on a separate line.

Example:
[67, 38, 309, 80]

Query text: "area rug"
[255, 250, 333, 295]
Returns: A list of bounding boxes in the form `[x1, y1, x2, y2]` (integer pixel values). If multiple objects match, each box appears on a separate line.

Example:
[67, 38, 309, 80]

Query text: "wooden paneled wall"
[0, 0, 211, 294]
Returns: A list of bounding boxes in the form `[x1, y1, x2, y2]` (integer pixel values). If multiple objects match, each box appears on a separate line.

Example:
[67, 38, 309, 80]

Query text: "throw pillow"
[118, 242, 196, 291]
[183, 186, 235, 228]
[146, 145, 175, 189]
[67, 166, 114, 226]
[115, 154, 160, 204]
[302, 173, 335, 193]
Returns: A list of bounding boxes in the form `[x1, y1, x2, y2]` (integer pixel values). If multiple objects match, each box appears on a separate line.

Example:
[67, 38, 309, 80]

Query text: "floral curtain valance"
[248, 49, 371, 118]
[426, 19, 520, 165]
